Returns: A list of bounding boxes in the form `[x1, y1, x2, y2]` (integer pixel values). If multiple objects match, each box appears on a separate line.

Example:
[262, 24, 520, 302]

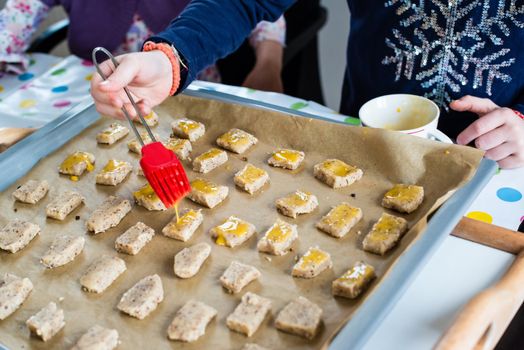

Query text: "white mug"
[358, 94, 450, 142]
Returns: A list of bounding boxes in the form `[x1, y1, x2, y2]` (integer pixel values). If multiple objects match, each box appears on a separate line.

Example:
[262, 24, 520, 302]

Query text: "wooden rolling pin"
[452, 216, 524, 254]
[435, 218, 524, 350]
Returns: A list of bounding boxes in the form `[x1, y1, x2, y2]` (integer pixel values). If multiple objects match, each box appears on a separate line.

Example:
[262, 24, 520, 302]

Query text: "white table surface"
[1, 56, 523, 350]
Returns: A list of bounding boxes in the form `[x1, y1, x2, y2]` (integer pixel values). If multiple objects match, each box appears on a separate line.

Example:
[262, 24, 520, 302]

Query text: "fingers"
[474, 124, 510, 150]
[94, 55, 138, 92]
[484, 142, 516, 161]
[450, 95, 499, 115]
[498, 155, 524, 169]
[456, 108, 512, 145]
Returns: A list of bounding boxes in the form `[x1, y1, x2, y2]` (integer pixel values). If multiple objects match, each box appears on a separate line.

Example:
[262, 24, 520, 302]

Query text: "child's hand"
[450, 95, 524, 169]
[90, 51, 172, 119]
[242, 40, 283, 93]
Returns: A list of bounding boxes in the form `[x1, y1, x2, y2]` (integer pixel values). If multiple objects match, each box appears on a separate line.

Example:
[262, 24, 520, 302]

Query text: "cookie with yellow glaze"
[210, 216, 255, 248]
[58, 151, 95, 177]
[171, 118, 205, 141]
[216, 128, 257, 154]
[382, 184, 424, 213]
[234, 163, 269, 194]
[313, 159, 362, 188]
[275, 190, 318, 218]
[193, 148, 228, 173]
[96, 160, 132, 186]
[332, 261, 376, 299]
[257, 219, 297, 255]
[268, 149, 305, 170]
[187, 178, 229, 208]
[162, 208, 203, 241]
[96, 123, 129, 145]
[362, 212, 408, 255]
[316, 202, 362, 238]
[292, 246, 332, 278]
[133, 183, 166, 211]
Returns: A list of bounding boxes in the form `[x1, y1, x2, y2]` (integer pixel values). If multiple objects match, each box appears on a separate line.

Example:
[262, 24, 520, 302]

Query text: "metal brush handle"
[91, 47, 156, 146]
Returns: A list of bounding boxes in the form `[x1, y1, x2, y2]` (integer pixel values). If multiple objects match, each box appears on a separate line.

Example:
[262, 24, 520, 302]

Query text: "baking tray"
[0, 86, 497, 349]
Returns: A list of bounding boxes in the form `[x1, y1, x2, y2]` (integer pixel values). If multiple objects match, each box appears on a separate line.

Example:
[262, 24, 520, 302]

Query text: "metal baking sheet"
[0, 87, 496, 349]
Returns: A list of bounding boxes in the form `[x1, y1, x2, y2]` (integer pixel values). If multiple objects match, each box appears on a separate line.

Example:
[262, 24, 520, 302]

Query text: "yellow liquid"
[273, 149, 301, 163]
[176, 209, 199, 227]
[191, 179, 218, 194]
[266, 222, 292, 243]
[324, 204, 360, 228]
[60, 152, 94, 175]
[338, 262, 374, 283]
[300, 248, 328, 269]
[102, 160, 126, 173]
[214, 217, 249, 246]
[219, 129, 249, 146]
[238, 164, 265, 184]
[284, 190, 311, 206]
[165, 138, 187, 152]
[144, 112, 154, 120]
[133, 183, 159, 201]
[175, 203, 180, 223]
[384, 184, 421, 202]
[102, 123, 126, 135]
[177, 119, 199, 134]
[370, 214, 401, 240]
[196, 148, 223, 161]
[321, 159, 354, 177]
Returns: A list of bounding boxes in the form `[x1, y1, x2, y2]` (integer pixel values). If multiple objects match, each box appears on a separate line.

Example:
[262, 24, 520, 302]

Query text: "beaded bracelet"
[143, 41, 181, 96]
[513, 109, 524, 120]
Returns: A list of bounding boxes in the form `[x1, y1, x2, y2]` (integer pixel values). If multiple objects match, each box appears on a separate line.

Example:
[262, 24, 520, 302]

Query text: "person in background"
[90, 0, 524, 169]
[0, 0, 286, 92]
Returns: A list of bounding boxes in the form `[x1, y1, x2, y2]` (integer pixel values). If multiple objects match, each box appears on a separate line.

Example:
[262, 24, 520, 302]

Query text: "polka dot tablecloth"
[0, 58, 522, 232]
[0, 55, 93, 128]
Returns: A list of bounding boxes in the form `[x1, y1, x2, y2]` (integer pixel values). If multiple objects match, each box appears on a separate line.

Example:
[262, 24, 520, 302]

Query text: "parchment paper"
[0, 94, 483, 350]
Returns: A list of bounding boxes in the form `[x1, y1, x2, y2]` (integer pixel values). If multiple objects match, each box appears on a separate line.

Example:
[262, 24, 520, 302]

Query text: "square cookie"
[96, 123, 129, 145]
[86, 196, 132, 234]
[332, 261, 376, 299]
[165, 137, 192, 160]
[162, 208, 203, 241]
[234, 163, 269, 194]
[362, 213, 408, 255]
[117, 274, 164, 320]
[167, 300, 217, 342]
[96, 160, 132, 186]
[40, 234, 85, 269]
[0, 219, 40, 253]
[12, 179, 49, 204]
[275, 296, 322, 340]
[58, 151, 95, 177]
[192, 148, 228, 173]
[292, 246, 332, 278]
[188, 178, 229, 208]
[115, 222, 155, 255]
[174, 242, 211, 279]
[275, 190, 318, 218]
[80, 255, 126, 293]
[171, 118, 205, 141]
[267, 149, 305, 170]
[210, 216, 256, 247]
[226, 292, 271, 337]
[216, 128, 258, 154]
[313, 159, 363, 188]
[133, 183, 166, 211]
[0, 273, 33, 320]
[382, 184, 424, 213]
[46, 190, 85, 220]
[26, 302, 65, 342]
[220, 261, 261, 293]
[316, 202, 362, 238]
[257, 219, 297, 256]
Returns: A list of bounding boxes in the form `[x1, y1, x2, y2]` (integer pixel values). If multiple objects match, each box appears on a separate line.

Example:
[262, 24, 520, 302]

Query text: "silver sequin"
[383, 0, 524, 109]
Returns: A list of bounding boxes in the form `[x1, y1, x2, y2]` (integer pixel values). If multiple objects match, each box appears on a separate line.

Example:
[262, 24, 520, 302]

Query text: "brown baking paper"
[0, 94, 483, 350]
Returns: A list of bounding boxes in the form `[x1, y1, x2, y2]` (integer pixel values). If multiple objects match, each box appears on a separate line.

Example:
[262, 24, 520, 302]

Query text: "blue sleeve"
[147, 0, 294, 91]
[512, 93, 524, 115]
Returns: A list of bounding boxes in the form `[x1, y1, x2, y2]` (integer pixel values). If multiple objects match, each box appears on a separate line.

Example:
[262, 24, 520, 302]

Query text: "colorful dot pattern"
[496, 187, 522, 202]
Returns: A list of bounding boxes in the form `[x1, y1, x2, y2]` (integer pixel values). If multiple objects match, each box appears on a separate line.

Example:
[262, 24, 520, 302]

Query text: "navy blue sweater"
[151, 0, 524, 138]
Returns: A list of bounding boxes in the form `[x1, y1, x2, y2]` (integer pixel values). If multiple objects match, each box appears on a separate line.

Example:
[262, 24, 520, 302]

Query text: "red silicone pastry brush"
[92, 47, 190, 207]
